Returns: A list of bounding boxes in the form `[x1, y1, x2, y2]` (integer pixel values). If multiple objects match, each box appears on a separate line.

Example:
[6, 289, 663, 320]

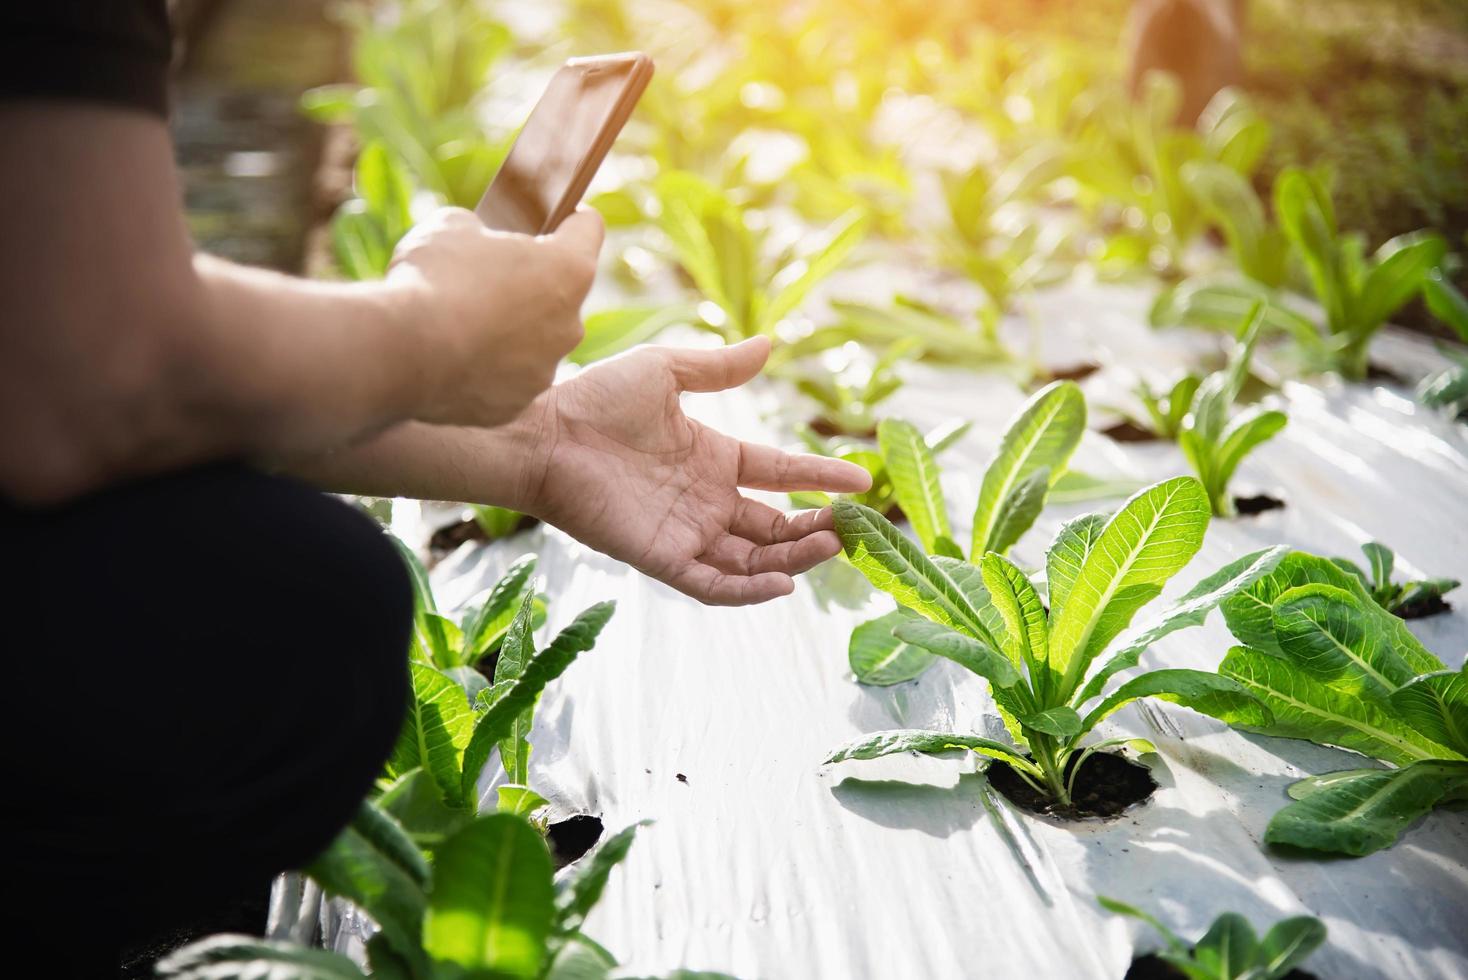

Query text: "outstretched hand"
[519, 337, 872, 605]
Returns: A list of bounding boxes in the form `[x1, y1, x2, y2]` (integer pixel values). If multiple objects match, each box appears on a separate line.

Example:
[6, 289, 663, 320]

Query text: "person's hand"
[386, 206, 603, 428]
[514, 337, 873, 605]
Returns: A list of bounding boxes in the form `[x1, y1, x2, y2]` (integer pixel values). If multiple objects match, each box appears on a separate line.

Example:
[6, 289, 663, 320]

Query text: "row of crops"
[156, 1, 1467, 978]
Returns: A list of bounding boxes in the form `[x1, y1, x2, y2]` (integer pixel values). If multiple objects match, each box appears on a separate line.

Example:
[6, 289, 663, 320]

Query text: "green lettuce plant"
[1219, 553, 1468, 855]
[1122, 373, 1203, 441]
[791, 418, 971, 522]
[1175, 309, 1288, 516]
[1419, 270, 1468, 420]
[1100, 898, 1326, 980]
[827, 475, 1283, 807]
[1331, 541, 1460, 619]
[782, 298, 1013, 371]
[790, 339, 918, 439]
[159, 809, 728, 980]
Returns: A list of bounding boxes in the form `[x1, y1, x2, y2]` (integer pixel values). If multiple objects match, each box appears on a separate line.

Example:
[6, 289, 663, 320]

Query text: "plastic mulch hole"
[987, 751, 1156, 820]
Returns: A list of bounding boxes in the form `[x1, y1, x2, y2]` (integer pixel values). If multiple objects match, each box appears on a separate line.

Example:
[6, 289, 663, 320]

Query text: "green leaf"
[391, 535, 443, 663]
[307, 802, 429, 968]
[1096, 898, 1189, 956]
[387, 663, 475, 804]
[1388, 671, 1468, 758]
[823, 728, 1038, 774]
[1424, 271, 1468, 342]
[556, 821, 647, 937]
[1045, 513, 1107, 616]
[299, 83, 361, 124]
[1018, 705, 1082, 738]
[462, 554, 538, 658]
[1079, 668, 1271, 735]
[1275, 167, 1347, 333]
[1210, 408, 1287, 501]
[892, 619, 1022, 689]
[848, 609, 935, 686]
[1219, 647, 1444, 767]
[544, 934, 618, 980]
[1191, 913, 1258, 979]
[761, 209, 867, 330]
[1257, 916, 1329, 978]
[1266, 761, 1468, 856]
[971, 381, 1086, 556]
[979, 553, 1051, 698]
[497, 784, 549, 818]
[833, 501, 1000, 648]
[1221, 552, 1365, 656]
[497, 593, 539, 786]
[1360, 542, 1395, 591]
[1356, 232, 1447, 337]
[878, 419, 952, 554]
[1077, 547, 1288, 707]
[425, 814, 555, 978]
[1272, 585, 1420, 698]
[377, 768, 472, 851]
[461, 603, 615, 802]
[155, 936, 367, 979]
[571, 305, 699, 365]
[1049, 478, 1212, 697]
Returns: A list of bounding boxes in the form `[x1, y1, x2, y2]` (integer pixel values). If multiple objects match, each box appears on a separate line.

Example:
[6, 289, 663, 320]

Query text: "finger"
[667, 336, 771, 393]
[668, 563, 794, 607]
[548, 206, 605, 258]
[698, 531, 842, 577]
[737, 442, 874, 492]
[731, 498, 836, 544]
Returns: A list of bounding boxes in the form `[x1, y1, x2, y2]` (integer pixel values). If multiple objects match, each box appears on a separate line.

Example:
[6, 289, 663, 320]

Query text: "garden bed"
[374, 289, 1468, 980]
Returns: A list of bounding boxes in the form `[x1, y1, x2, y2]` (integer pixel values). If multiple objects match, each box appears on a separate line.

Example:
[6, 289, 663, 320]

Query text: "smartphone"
[475, 53, 654, 235]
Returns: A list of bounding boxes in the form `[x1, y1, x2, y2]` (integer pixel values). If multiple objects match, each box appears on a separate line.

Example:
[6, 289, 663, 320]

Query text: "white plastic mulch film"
[350, 289, 1467, 980]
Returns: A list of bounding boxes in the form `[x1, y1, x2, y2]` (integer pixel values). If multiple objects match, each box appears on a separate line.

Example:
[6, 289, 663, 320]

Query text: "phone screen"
[476, 56, 647, 235]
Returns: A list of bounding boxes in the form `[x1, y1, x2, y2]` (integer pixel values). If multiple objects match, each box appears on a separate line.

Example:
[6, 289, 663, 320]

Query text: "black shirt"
[0, 1, 172, 117]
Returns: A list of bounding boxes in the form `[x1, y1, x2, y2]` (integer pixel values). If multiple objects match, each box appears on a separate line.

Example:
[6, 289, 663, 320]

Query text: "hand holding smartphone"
[476, 53, 654, 235]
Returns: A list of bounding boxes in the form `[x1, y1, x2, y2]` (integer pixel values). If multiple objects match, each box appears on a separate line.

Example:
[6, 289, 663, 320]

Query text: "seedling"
[791, 339, 918, 438]
[828, 475, 1283, 809]
[1331, 541, 1460, 619]
[1175, 308, 1288, 516]
[1129, 373, 1203, 441]
[1100, 898, 1326, 980]
[655, 170, 866, 344]
[160, 810, 725, 980]
[1220, 553, 1468, 855]
[1419, 271, 1468, 420]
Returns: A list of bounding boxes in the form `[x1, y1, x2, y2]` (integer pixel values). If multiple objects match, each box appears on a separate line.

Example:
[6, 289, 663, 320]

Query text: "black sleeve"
[0, 0, 173, 118]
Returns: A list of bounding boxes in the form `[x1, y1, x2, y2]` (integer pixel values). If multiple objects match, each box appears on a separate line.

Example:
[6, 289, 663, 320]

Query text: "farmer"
[0, 2, 869, 971]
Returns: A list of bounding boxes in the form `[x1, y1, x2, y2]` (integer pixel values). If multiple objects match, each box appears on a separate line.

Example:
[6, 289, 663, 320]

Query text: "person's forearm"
[284, 395, 557, 515]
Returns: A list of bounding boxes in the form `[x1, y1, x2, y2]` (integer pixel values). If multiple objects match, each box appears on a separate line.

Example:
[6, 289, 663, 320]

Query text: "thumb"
[547, 206, 605, 259]
[668, 336, 772, 393]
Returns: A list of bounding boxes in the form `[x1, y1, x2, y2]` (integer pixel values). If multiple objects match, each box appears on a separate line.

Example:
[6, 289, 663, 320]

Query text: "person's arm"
[0, 103, 599, 505]
[295, 339, 875, 606]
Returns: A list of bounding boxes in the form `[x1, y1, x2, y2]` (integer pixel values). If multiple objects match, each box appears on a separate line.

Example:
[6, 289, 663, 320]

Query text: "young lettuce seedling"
[160, 810, 728, 980]
[791, 338, 919, 439]
[1133, 373, 1203, 441]
[1100, 897, 1326, 980]
[1418, 270, 1468, 421]
[843, 382, 1085, 685]
[1219, 553, 1468, 856]
[655, 170, 867, 344]
[1175, 307, 1288, 517]
[1330, 541, 1460, 620]
[828, 475, 1283, 807]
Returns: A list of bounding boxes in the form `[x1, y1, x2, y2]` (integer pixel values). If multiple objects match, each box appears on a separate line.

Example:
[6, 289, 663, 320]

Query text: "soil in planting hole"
[429, 513, 541, 553]
[1395, 593, 1452, 620]
[1366, 363, 1409, 387]
[1126, 954, 1318, 980]
[548, 814, 604, 869]
[1232, 493, 1286, 516]
[808, 416, 878, 440]
[988, 750, 1156, 819]
[1101, 419, 1163, 443]
[1036, 362, 1101, 385]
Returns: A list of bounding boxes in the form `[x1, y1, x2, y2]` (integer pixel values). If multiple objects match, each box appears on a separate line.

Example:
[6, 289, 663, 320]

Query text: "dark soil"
[1232, 493, 1287, 516]
[1101, 419, 1163, 443]
[429, 513, 541, 553]
[1395, 594, 1452, 620]
[1036, 362, 1102, 385]
[119, 890, 269, 979]
[548, 814, 604, 869]
[882, 502, 909, 525]
[1126, 953, 1318, 980]
[808, 416, 878, 440]
[1366, 362, 1410, 386]
[988, 750, 1156, 819]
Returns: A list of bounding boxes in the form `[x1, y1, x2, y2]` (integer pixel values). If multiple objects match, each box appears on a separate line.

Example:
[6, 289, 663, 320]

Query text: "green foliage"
[654, 170, 866, 342]
[1100, 898, 1326, 980]
[394, 540, 542, 672]
[1175, 307, 1288, 516]
[830, 476, 1285, 806]
[789, 339, 917, 439]
[160, 812, 710, 980]
[1219, 555, 1468, 855]
[1331, 541, 1460, 619]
